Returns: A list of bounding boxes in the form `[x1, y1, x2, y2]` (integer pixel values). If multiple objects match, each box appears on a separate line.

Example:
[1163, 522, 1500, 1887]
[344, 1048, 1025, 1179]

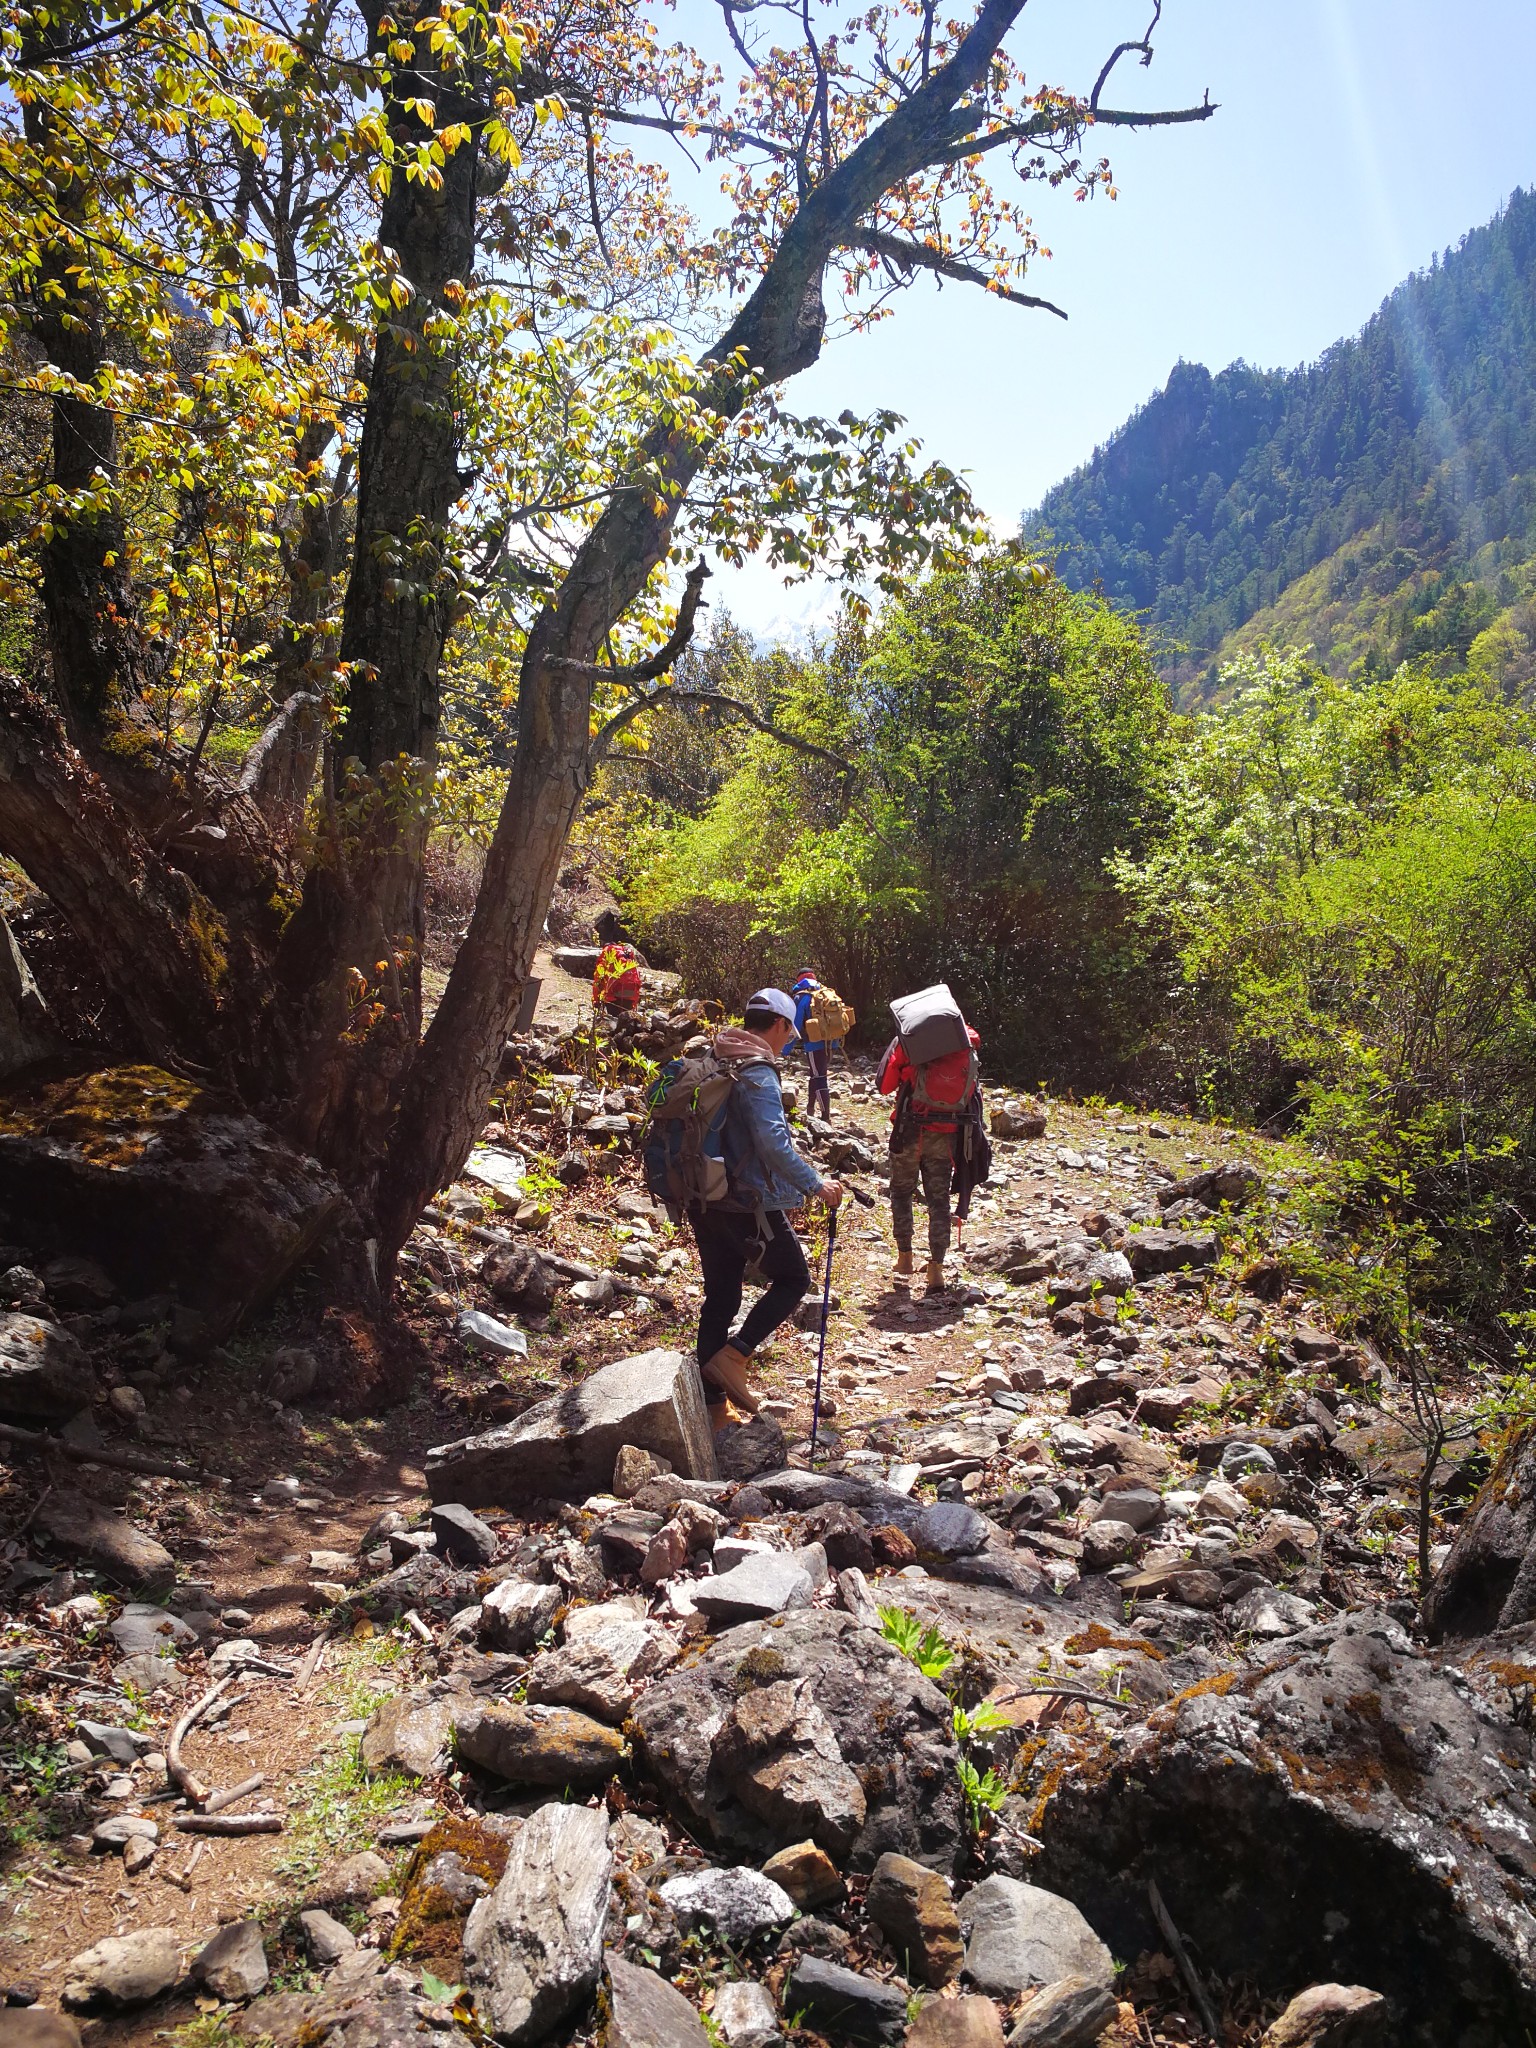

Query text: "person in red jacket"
[878, 1022, 980, 1294]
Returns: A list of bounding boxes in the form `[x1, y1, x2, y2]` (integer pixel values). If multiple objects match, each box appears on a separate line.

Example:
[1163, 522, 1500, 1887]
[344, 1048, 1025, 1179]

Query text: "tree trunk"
[261, 0, 483, 1207]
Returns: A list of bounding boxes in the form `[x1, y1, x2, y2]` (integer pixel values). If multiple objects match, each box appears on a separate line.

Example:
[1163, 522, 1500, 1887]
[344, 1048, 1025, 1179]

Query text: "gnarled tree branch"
[551, 559, 713, 684]
[593, 682, 853, 769]
[842, 228, 1067, 317]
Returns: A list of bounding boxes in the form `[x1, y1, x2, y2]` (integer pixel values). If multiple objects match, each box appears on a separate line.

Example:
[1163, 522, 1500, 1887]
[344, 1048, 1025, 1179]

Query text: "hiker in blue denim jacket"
[691, 988, 843, 1419]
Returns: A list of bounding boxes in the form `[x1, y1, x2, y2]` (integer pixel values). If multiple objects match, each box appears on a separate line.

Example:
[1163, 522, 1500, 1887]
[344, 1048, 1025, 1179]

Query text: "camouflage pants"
[889, 1125, 955, 1260]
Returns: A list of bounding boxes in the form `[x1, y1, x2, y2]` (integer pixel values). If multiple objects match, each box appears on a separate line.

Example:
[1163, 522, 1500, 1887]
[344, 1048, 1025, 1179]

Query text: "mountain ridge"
[1023, 188, 1536, 697]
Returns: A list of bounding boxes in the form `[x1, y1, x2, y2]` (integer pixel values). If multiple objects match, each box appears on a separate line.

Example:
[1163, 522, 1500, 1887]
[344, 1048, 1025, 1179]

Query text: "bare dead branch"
[1090, 0, 1163, 110]
[581, 110, 614, 269]
[167, 1673, 237, 1807]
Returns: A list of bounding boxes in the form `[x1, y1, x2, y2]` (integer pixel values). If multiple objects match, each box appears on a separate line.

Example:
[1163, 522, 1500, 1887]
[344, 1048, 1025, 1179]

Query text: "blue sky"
[689, 0, 1536, 640]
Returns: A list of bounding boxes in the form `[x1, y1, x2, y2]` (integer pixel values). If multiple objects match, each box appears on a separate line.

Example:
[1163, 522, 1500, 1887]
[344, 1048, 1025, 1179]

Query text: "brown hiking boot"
[924, 1261, 947, 1295]
[893, 1248, 914, 1287]
[700, 1343, 759, 1413]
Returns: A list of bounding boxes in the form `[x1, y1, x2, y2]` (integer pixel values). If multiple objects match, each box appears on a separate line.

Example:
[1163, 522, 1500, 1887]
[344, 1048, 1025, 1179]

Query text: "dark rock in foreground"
[1424, 1421, 1536, 1639]
[1029, 1612, 1536, 2047]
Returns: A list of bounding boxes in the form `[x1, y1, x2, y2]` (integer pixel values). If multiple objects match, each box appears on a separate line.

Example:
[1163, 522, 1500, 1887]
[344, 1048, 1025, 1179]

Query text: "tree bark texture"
[261, 0, 483, 1202]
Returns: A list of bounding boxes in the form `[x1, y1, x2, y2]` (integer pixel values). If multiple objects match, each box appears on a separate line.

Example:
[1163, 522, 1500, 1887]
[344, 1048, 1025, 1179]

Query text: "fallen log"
[0, 1420, 212, 1483]
[173, 1812, 283, 1836]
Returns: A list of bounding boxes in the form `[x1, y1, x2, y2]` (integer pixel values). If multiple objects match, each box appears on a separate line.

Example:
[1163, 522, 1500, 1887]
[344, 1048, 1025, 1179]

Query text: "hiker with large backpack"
[879, 982, 983, 1296]
[791, 969, 854, 1120]
[643, 988, 843, 1420]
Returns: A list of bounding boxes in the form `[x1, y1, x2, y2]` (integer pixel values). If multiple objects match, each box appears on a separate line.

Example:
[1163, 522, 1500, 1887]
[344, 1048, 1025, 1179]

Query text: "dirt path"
[0, 1048, 1436, 2045]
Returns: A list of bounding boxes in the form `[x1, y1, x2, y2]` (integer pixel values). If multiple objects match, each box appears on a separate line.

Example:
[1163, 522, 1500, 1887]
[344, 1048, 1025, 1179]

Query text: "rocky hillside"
[0, 1013, 1528, 2048]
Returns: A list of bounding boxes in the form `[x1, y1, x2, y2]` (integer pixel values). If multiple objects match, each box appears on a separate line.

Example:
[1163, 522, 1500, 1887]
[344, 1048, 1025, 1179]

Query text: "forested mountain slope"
[1024, 189, 1536, 694]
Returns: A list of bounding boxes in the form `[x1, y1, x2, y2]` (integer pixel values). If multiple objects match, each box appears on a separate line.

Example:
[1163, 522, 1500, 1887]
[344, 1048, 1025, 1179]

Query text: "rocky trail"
[0, 1008, 1529, 2048]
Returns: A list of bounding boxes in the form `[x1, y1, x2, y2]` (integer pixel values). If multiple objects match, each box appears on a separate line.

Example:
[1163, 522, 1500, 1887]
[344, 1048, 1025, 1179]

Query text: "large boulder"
[35, 1494, 175, 1594]
[1028, 1612, 1536, 2047]
[1423, 1423, 1536, 1639]
[462, 1802, 611, 2045]
[0, 1066, 349, 1338]
[631, 1608, 963, 1872]
[427, 1350, 717, 1507]
[0, 1313, 96, 1423]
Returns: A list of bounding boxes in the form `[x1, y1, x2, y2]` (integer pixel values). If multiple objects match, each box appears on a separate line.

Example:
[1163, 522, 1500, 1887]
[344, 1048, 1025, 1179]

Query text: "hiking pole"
[807, 1208, 838, 1469]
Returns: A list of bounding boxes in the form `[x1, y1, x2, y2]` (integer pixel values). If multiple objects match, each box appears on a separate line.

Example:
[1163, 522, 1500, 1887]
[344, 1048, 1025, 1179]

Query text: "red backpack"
[911, 1038, 979, 1120]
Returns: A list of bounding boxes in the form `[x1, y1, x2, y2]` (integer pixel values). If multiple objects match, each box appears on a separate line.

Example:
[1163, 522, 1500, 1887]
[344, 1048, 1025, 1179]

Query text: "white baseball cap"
[748, 987, 800, 1037]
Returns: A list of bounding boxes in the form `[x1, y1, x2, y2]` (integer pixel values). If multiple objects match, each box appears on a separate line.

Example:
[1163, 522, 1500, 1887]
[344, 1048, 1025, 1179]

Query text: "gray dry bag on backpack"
[889, 982, 970, 1065]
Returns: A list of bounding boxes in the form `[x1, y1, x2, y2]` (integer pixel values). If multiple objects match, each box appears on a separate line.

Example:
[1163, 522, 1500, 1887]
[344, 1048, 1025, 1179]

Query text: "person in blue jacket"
[791, 969, 832, 1120]
[691, 988, 843, 1417]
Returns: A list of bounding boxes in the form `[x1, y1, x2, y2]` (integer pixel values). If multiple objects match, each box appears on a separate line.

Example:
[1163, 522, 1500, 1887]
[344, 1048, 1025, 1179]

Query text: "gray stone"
[604, 1955, 708, 2048]
[714, 1415, 787, 1482]
[307, 1849, 390, 1911]
[297, 1909, 357, 1967]
[454, 1701, 626, 1788]
[1260, 1983, 1387, 2047]
[192, 1921, 268, 2003]
[360, 1690, 458, 1779]
[1158, 1160, 1261, 1210]
[913, 1503, 992, 1559]
[91, 1815, 159, 1852]
[0, 917, 58, 1081]
[428, 1350, 717, 1507]
[61, 1929, 181, 2011]
[958, 1878, 1114, 1998]
[1079, 1521, 1138, 1572]
[780, 1957, 906, 2045]
[1425, 1423, 1536, 1638]
[75, 1720, 153, 1765]
[1091, 1485, 1162, 1533]
[1220, 1442, 1278, 1480]
[479, 1575, 562, 1653]
[0, 1313, 95, 1423]
[693, 1554, 813, 1624]
[34, 1496, 174, 1595]
[462, 1801, 611, 2045]
[711, 1978, 782, 2047]
[1227, 1587, 1319, 1638]
[456, 1309, 530, 1360]
[658, 1866, 795, 1944]
[430, 1502, 498, 1566]
[632, 1609, 962, 1872]
[110, 1605, 197, 1658]
[1005, 1975, 1119, 2048]
[525, 1619, 679, 1722]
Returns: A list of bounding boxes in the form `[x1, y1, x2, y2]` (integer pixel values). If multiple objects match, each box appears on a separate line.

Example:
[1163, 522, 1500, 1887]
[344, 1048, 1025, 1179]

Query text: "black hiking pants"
[690, 1208, 810, 1364]
[803, 1041, 831, 1119]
